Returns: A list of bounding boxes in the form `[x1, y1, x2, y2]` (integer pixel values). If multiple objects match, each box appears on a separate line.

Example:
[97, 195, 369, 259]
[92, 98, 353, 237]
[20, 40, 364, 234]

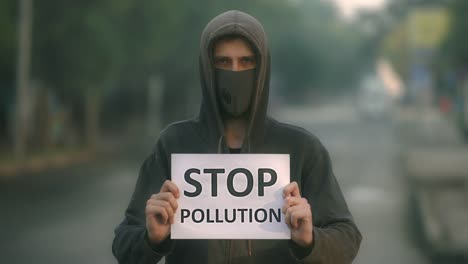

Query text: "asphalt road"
[0, 101, 431, 264]
[0, 149, 144, 264]
[277, 103, 429, 264]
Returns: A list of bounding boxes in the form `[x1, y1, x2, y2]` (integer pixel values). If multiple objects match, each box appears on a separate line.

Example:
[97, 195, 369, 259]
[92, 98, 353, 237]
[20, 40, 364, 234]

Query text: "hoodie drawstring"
[217, 135, 224, 153]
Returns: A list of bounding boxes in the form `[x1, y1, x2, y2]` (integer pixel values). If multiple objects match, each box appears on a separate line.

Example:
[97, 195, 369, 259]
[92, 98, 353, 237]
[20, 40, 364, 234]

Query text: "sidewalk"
[0, 148, 96, 177]
[396, 105, 468, 259]
[395, 105, 463, 147]
[0, 132, 146, 178]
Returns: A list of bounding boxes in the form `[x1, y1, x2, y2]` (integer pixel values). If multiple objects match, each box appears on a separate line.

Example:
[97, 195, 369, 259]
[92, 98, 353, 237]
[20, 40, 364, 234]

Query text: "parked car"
[357, 75, 392, 120]
[406, 147, 468, 262]
[459, 78, 468, 141]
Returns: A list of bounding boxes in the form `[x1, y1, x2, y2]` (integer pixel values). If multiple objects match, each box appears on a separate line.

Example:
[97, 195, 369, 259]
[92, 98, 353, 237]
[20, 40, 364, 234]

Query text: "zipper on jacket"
[227, 240, 232, 264]
[248, 240, 252, 256]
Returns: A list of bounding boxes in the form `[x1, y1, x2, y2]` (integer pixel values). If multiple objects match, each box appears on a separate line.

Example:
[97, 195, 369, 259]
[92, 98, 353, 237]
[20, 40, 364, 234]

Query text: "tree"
[1, 0, 379, 152]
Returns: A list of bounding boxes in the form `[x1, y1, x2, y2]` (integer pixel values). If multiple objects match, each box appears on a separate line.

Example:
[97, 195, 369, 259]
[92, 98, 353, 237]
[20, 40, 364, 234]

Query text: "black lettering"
[203, 168, 225, 197]
[254, 208, 267, 223]
[225, 208, 235, 223]
[192, 209, 204, 223]
[238, 208, 248, 222]
[206, 209, 214, 223]
[258, 168, 277, 196]
[269, 208, 281, 223]
[227, 168, 253, 197]
[184, 168, 202, 197]
[215, 209, 224, 223]
[181, 209, 190, 223]
[249, 208, 253, 222]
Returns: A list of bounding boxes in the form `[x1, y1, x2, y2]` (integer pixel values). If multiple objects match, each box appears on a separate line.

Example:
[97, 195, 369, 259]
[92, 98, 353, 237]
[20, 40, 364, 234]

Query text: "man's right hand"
[145, 180, 180, 244]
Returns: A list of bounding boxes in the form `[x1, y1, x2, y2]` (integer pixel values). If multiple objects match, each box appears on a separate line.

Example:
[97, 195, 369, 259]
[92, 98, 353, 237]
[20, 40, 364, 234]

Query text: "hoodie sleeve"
[112, 140, 175, 264]
[289, 137, 362, 263]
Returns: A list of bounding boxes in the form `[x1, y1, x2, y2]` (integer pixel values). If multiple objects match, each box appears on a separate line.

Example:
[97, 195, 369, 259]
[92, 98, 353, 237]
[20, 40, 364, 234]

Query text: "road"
[0, 100, 431, 263]
[0, 147, 145, 264]
[277, 102, 429, 263]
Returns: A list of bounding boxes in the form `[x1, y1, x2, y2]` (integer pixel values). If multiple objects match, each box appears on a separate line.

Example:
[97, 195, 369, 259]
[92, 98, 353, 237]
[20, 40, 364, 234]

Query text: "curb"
[0, 149, 95, 178]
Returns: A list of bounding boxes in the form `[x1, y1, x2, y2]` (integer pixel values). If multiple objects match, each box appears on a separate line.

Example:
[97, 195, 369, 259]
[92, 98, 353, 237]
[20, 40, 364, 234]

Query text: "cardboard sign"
[171, 154, 290, 239]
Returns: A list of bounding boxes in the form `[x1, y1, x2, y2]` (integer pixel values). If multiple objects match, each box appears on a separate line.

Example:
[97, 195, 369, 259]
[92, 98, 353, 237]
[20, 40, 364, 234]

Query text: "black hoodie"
[112, 10, 362, 264]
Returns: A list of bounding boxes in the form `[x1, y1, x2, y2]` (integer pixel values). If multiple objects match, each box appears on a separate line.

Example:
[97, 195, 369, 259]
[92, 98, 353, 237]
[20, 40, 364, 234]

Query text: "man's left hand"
[282, 181, 314, 248]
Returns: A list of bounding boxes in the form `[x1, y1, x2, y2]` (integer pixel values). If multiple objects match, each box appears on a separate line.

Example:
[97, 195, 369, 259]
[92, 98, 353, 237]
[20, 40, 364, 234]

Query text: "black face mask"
[215, 68, 256, 118]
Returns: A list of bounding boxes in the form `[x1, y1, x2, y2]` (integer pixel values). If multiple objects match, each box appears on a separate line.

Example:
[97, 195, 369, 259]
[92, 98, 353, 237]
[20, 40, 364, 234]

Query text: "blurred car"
[406, 148, 468, 262]
[357, 75, 392, 120]
[459, 78, 468, 141]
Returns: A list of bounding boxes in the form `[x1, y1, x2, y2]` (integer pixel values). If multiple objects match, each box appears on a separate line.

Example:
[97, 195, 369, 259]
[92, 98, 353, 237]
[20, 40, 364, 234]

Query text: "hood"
[198, 10, 271, 153]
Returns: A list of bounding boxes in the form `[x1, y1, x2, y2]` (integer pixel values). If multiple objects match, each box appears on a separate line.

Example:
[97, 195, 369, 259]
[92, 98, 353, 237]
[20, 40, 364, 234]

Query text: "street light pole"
[15, 0, 33, 161]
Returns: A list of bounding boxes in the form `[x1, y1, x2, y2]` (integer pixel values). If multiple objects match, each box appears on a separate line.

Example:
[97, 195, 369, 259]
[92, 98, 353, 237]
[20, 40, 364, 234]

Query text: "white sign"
[171, 154, 290, 239]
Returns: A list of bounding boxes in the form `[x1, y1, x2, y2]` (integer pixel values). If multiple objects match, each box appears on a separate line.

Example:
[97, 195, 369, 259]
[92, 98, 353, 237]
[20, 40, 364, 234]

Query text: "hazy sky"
[330, 0, 387, 18]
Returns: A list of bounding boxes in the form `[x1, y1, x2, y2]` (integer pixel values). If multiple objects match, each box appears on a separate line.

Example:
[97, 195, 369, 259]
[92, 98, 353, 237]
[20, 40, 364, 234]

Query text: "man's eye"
[217, 58, 229, 65]
[241, 57, 255, 64]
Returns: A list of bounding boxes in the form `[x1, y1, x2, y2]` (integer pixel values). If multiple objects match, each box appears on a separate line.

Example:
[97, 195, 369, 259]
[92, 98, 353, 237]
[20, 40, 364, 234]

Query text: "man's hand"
[282, 181, 314, 248]
[145, 180, 180, 244]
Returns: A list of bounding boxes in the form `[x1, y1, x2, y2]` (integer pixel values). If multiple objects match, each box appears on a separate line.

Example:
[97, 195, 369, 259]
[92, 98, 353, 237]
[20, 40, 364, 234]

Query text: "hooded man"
[112, 10, 362, 264]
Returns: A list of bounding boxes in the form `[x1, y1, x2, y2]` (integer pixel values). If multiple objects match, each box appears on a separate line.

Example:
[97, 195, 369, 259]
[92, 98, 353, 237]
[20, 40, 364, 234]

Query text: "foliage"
[439, 0, 468, 72]
[0, 0, 376, 137]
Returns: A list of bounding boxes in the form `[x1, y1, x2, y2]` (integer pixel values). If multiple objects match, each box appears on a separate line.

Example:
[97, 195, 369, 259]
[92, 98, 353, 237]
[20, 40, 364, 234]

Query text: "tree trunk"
[15, 0, 33, 161]
[85, 91, 100, 150]
[35, 85, 52, 149]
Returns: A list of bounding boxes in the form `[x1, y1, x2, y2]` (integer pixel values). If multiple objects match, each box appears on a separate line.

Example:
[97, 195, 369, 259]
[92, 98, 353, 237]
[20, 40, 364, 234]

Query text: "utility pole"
[15, 0, 33, 161]
[147, 75, 164, 137]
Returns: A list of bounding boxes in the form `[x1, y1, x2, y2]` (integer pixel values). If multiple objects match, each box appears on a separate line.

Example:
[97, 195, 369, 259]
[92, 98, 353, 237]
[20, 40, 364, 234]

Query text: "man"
[112, 10, 361, 264]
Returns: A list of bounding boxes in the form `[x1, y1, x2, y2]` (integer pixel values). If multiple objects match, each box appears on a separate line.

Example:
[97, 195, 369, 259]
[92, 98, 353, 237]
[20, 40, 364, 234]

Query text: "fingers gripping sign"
[282, 181, 314, 248]
[146, 180, 180, 244]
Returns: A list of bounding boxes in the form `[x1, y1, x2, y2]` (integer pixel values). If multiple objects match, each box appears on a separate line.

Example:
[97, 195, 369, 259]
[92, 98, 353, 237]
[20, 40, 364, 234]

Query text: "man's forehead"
[213, 35, 256, 55]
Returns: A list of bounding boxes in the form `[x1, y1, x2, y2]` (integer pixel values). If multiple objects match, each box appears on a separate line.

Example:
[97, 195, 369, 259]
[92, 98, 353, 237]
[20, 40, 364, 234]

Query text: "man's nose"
[232, 60, 240, 71]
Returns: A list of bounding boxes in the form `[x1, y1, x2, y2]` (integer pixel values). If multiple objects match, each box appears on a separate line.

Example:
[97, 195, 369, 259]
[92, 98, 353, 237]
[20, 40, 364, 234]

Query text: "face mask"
[215, 68, 256, 117]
